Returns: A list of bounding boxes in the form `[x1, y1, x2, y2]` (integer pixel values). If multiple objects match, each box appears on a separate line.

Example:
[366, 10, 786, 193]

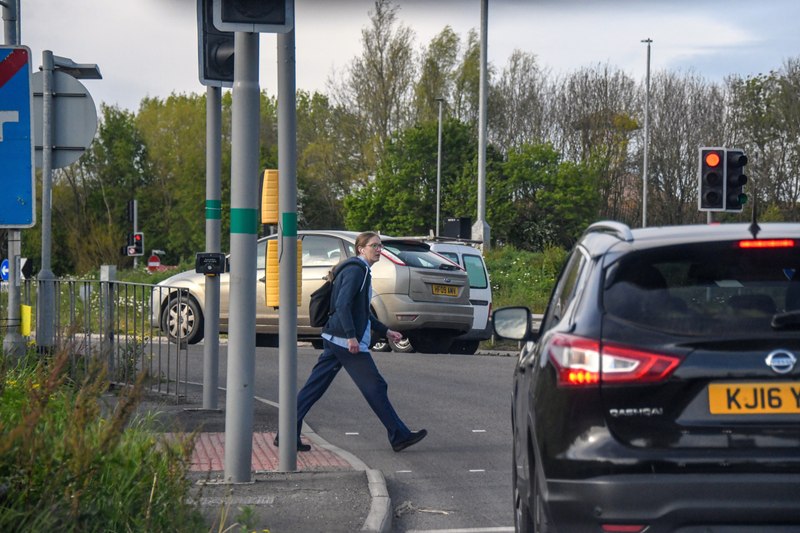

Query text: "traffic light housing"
[131, 232, 144, 256]
[699, 147, 724, 211]
[197, 0, 234, 87]
[212, 0, 294, 34]
[724, 149, 748, 212]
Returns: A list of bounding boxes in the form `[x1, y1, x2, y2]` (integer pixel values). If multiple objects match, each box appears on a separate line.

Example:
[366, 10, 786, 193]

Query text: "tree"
[136, 93, 211, 263]
[412, 26, 460, 123]
[329, 0, 416, 157]
[489, 50, 551, 153]
[48, 104, 152, 273]
[496, 143, 600, 250]
[343, 119, 476, 235]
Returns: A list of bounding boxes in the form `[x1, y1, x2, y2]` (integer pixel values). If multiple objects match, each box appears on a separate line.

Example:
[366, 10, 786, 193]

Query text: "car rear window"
[603, 240, 800, 336]
[382, 241, 460, 270]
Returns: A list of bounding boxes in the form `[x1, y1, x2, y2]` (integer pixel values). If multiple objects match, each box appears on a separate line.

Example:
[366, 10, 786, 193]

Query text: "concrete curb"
[254, 395, 392, 533]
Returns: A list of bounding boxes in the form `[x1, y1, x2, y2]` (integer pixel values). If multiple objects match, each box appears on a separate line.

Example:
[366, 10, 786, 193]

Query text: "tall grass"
[0, 348, 204, 532]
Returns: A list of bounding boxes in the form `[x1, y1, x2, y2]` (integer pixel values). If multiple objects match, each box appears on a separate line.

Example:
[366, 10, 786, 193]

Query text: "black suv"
[495, 221, 800, 533]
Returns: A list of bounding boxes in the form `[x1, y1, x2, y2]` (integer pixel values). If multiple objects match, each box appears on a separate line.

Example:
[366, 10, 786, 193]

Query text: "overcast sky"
[15, 0, 800, 113]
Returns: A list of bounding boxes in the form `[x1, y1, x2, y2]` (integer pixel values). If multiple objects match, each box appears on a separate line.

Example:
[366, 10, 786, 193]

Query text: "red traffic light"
[134, 234, 142, 241]
[704, 152, 721, 167]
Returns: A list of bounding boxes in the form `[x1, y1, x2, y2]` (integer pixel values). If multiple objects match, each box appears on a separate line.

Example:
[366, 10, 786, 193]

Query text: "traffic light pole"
[224, 31, 259, 484]
[203, 84, 222, 410]
[277, 27, 298, 473]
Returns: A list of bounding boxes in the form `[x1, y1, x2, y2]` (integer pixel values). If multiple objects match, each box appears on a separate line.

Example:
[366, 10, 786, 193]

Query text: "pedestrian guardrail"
[1, 279, 190, 402]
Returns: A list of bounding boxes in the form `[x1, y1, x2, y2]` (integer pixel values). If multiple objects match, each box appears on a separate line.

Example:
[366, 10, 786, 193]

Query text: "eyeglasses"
[367, 243, 383, 250]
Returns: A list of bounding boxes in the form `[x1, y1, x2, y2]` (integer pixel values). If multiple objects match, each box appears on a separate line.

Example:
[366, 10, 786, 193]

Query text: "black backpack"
[308, 260, 367, 328]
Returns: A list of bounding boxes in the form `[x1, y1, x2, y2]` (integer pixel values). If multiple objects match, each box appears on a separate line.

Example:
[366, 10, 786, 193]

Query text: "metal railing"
[1, 279, 190, 402]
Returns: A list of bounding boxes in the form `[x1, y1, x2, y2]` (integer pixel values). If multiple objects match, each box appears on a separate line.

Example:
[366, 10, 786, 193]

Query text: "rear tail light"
[547, 333, 681, 387]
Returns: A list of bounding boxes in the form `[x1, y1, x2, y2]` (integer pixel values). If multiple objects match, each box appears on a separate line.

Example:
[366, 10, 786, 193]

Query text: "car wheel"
[162, 294, 204, 345]
[371, 339, 391, 352]
[388, 337, 415, 353]
[450, 340, 480, 355]
[310, 339, 324, 350]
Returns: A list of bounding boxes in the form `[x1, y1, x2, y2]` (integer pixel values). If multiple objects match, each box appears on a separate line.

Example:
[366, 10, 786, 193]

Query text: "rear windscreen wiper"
[771, 310, 800, 330]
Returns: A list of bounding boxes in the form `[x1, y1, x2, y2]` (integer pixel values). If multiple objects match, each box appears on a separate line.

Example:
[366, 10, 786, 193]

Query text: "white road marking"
[471, 429, 486, 433]
[407, 527, 514, 533]
[468, 469, 486, 473]
[345, 432, 359, 435]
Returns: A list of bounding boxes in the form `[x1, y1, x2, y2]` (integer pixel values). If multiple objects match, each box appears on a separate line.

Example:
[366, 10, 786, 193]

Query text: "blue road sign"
[1, 259, 9, 281]
[0, 46, 35, 228]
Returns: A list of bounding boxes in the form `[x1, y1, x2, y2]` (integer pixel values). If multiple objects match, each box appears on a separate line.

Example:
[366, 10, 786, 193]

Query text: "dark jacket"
[322, 257, 389, 340]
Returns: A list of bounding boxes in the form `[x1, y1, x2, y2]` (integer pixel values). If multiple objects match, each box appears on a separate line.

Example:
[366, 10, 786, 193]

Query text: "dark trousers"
[296, 339, 411, 445]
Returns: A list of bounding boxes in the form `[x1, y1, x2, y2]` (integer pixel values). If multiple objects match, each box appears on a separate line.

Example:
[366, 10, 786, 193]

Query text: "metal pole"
[224, 31, 259, 483]
[36, 50, 55, 351]
[277, 28, 298, 473]
[435, 98, 443, 237]
[203, 85, 222, 410]
[641, 38, 652, 228]
[132, 200, 138, 269]
[472, 0, 490, 249]
[2, 0, 24, 357]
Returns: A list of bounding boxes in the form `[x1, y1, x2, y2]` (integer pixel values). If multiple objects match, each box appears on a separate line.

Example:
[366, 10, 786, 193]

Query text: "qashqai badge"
[765, 350, 797, 375]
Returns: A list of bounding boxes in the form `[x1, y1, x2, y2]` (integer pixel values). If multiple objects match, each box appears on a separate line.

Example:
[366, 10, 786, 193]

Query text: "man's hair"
[355, 232, 380, 255]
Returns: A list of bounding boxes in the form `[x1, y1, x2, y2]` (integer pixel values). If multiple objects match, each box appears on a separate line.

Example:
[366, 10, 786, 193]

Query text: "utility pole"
[435, 97, 444, 237]
[472, 0, 490, 249]
[641, 38, 652, 228]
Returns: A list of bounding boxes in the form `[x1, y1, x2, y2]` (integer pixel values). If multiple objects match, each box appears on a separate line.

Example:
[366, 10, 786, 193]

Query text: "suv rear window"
[603, 241, 800, 336]
[382, 241, 460, 270]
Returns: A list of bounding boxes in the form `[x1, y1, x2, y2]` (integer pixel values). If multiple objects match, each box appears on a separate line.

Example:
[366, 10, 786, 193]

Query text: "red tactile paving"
[186, 432, 353, 473]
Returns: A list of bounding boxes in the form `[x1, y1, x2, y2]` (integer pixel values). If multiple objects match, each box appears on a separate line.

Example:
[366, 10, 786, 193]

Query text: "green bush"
[0, 351, 204, 532]
[485, 245, 567, 314]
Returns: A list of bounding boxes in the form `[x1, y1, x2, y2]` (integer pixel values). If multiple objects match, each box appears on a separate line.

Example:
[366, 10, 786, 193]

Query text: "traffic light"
[197, 0, 234, 87]
[130, 232, 144, 257]
[699, 147, 724, 211]
[724, 149, 748, 212]
[212, 0, 294, 33]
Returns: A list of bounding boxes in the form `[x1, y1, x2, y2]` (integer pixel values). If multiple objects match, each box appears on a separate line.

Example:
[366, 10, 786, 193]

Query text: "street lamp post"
[435, 97, 444, 237]
[37, 51, 101, 351]
[641, 38, 652, 228]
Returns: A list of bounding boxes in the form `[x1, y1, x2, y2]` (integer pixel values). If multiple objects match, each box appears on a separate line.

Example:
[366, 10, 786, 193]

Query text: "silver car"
[152, 230, 473, 353]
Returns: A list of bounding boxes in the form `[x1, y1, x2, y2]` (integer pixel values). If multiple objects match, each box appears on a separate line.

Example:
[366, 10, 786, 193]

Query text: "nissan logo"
[765, 350, 797, 375]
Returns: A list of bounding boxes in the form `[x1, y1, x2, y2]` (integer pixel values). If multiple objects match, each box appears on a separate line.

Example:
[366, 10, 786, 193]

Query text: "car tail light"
[547, 333, 681, 387]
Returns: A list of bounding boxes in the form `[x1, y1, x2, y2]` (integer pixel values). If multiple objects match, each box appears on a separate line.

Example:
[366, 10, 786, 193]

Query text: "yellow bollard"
[20, 304, 32, 337]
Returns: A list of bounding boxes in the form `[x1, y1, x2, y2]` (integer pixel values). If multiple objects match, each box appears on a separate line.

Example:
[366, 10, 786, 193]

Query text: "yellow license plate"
[432, 284, 458, 297]
[708, 382, 800, 415]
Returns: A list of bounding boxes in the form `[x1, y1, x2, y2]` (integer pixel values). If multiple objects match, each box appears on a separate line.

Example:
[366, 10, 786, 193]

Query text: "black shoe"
[392, 429, 427, 452]
[273, 434, 311, 452]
